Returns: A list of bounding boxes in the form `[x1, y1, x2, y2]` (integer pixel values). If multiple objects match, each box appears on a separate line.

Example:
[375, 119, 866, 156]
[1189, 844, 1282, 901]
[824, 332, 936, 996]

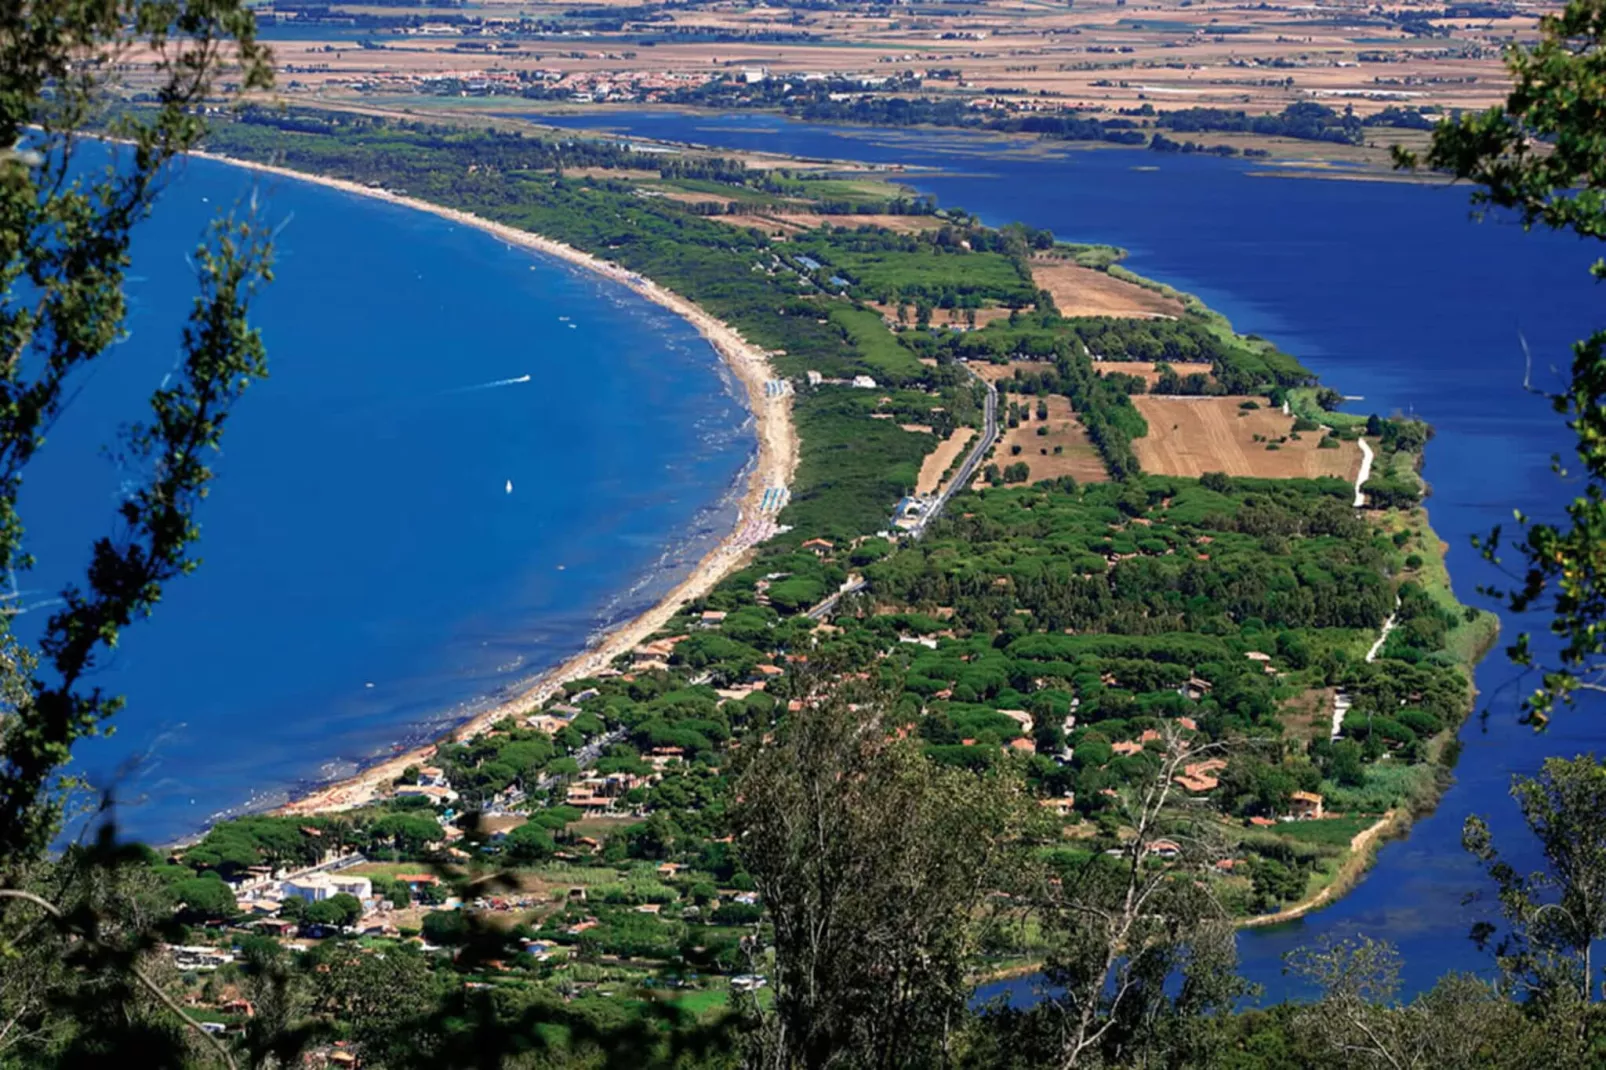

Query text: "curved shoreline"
[194, 152, 799, 818]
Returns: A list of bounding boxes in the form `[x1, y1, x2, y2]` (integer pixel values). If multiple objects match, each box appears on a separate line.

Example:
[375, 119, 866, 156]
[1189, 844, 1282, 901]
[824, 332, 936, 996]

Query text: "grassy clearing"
[1322, 761, 1441, 814]
[773, 175, 904, 201]
[348, 861, 442, 879]
[1057, 241, 1127, 269]
[664, 988, 735, 1016]
[568, 815, 639, 838]
[1380, 507, 1500, 667]
[1294, 813, 1399, 910]
[1287, 386, 1369, 431]
[829, 305, 926, 383]
[1273, 815, 1379, 847]
[650, 178, 785, 205]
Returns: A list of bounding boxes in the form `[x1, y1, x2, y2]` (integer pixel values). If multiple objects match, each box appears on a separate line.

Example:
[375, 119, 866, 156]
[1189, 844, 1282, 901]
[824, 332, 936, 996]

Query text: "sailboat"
[505, 479, 513, 494]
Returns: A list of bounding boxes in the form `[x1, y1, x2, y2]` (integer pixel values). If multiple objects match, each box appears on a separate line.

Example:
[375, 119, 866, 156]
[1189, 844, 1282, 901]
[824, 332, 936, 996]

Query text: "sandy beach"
[198, 154, 800, 816]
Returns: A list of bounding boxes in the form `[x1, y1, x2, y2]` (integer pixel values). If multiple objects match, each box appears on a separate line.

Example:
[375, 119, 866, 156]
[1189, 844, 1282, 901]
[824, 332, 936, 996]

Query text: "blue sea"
[29, 146, 753, 847]
[533, 110, 1606, 998]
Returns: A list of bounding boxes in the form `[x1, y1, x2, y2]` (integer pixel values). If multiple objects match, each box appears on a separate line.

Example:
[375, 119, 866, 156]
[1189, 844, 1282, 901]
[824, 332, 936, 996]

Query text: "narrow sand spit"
[198, 155, 799, 815]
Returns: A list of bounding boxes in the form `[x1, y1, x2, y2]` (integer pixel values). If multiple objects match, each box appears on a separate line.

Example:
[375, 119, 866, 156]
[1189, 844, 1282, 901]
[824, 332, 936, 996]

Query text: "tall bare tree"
[1034, 733, 1246, 1070]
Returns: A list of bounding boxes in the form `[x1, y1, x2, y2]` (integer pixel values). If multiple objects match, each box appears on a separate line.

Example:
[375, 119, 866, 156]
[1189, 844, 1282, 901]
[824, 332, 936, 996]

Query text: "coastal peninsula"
[146, 105, 1493, 1005]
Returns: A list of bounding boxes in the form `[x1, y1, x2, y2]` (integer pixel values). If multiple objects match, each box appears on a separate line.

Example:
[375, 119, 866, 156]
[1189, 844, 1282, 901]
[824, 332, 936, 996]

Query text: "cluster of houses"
[1173, 755, 1226, 793]
[559, 741, 693, 816]
[531, 68, 719, 104]
[564, 767, 659, 815]
[320, 63, 781, 107]
[229, 861, 452, 934]
[625, 629, 804, 700]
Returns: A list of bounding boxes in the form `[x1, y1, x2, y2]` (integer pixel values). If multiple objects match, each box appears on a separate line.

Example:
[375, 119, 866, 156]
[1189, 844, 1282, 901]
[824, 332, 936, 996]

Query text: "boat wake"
[446, 373, 532, 394]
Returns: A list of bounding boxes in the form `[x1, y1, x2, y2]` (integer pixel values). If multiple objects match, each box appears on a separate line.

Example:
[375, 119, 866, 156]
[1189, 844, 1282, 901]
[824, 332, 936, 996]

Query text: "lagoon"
[534, 109, 1606, 997]
[29, 148, 753, 847]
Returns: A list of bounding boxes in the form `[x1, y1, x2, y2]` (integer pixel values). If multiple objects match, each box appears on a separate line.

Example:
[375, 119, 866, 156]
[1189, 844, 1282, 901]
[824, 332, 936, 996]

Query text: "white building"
[282, 875, 337, 902]
[282, 873, 372, 903]
[168, 945, 234, 971]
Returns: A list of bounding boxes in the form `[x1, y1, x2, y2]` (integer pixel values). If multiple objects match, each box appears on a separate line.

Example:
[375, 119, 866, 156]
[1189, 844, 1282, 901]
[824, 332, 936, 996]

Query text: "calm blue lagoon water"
[539, 110, 1606, 998]
[31, 147, 753, 847]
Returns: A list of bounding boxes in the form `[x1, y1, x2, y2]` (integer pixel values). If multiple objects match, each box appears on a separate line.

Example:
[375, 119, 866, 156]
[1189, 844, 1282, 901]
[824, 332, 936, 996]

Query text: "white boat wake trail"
[447, 373, 532, 394]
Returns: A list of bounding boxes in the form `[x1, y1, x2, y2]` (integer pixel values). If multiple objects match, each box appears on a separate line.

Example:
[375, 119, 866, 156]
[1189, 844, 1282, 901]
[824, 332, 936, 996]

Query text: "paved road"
[914, 364, 1000, 538]
[807, 578, 867, 621]
[805, 364, 1000, 621]
[534, 726, 629, 792]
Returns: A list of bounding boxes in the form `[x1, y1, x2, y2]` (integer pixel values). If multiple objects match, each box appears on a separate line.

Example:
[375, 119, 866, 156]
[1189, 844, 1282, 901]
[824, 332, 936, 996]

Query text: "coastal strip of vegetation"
[21, 102, 1497, 1049]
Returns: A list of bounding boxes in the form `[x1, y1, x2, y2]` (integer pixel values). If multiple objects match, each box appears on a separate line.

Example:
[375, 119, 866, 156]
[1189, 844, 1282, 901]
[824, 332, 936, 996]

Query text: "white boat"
[505, 480, 513, 494]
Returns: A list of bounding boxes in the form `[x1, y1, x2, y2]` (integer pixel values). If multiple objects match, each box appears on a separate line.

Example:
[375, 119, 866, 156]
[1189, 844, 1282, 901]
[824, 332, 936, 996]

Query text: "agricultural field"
[1032, 258, 1186, 320]
[969, 359, 1058, 386]
[1132, 395, 1363, 480]
[978, 395, 1107, 486]
[1095, 360, 1214, 389]
[217, 0, 1547, 146]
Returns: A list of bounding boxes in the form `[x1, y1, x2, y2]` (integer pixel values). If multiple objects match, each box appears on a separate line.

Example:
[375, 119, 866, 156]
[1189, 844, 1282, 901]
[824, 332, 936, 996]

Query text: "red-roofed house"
[1040, 796, 1077, 816]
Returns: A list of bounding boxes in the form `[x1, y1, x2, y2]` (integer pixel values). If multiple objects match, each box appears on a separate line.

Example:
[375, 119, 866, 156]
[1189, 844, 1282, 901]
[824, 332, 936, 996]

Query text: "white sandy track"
[193, 155, 799, 816]
[1354, 437, 1374, 508]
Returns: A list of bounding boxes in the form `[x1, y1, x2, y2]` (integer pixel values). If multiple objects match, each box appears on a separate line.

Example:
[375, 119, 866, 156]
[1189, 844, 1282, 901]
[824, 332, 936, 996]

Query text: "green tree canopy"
[172, 875, 237, 922]
[304, 893, 364, 930]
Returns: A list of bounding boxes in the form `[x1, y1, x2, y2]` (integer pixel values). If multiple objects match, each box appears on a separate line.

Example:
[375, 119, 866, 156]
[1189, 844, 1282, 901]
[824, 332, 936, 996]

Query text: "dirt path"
[1330, 593, 1400, 739]
[1355, 437, 1375, 507]
[1238, 811, 1399, 928]
[1366, 595, 1401, 664]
